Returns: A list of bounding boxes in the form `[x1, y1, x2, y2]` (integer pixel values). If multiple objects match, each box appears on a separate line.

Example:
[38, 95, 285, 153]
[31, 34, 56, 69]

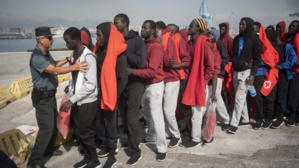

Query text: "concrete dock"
[0, 51, 299, 168]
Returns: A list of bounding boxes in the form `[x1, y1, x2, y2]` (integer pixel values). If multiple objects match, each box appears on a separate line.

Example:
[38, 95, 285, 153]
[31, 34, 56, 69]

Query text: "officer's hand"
[60, 100, 73, 112]
[74, 57, 88, 72]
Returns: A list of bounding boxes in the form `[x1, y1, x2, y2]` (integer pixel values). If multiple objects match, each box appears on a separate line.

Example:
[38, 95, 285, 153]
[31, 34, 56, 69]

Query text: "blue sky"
[0, 0, 298, 28]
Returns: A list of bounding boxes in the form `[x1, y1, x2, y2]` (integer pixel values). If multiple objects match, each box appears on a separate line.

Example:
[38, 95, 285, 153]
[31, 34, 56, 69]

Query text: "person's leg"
[125, 82, 144, 155]
[45, 98, 59, 154]
[147, 82, 167, 153]
[74, 101, 100, 164]
[271, 72, 289, 128]
[252, 75, 264, 129]
[263, 84, 277, 119]
[190, 86, 209, 142]
[287, 73, 299, 125]
[163, 81, 180, 139]
[102, 107, 119, 152]
[215, 78, 230, 124]
[28, 96, 56, 166]
[179, 79, 192, 141]
[94, 103, 106, 147]
[230, 78, 248, 130]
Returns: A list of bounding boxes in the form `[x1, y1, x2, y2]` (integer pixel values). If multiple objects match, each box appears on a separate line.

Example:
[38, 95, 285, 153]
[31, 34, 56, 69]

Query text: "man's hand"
[296, 60, 299, 66]
[64, 85, 69, 94]
[246, 75, 255, 85]
[169, 58, 174, 68]
[73, 57, 88, 72]
[211, 94, 217, 103]
[127, 68, 134, 75]
[60, 100, 73, 112]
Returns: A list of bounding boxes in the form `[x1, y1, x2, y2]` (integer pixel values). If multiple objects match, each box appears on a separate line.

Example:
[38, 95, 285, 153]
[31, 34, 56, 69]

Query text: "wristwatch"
[66, 57, 71, 63]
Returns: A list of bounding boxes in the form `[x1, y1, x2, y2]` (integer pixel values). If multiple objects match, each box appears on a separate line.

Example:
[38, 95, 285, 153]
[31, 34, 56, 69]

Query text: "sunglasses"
[44, 36, 53, 40]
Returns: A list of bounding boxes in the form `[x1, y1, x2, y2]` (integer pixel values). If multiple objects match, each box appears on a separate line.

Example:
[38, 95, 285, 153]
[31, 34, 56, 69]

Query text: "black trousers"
[73, 101, 98, 162]
[94, 103, 118, 151]
[276, 71, 289, 118]
[250, 75, 264, 121]
[121, 81, 144, 155]
[28, 91, 58, 165]
[263, 84, 277, 120]
[178, 79, 192, 139]
[287, 73, 299, 121]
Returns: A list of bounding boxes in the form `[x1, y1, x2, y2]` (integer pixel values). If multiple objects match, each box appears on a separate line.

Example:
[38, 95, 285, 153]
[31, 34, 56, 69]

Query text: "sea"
[0, 37, 69, 52]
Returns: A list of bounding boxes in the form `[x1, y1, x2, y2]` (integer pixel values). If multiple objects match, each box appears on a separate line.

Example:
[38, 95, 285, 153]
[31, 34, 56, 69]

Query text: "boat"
[50, 26, 67, 38]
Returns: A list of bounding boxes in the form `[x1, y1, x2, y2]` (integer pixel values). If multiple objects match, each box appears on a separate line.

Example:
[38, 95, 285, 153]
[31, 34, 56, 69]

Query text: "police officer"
[27, 26, 87, 168]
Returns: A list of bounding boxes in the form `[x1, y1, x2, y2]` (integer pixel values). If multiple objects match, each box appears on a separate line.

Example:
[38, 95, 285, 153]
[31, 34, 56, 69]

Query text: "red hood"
[161, 27, 171, 35]
[80, 29, 90, 47]
[277, 21, 286, 35]
[180, 28, 188, 42]
[145, 37, 159, 44]
[223, 22, 230, 36]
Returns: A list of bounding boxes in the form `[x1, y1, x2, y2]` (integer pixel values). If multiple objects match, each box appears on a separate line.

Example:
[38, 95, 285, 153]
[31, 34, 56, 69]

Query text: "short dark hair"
[156, 21, 166, 29]
[266, 25, 275, 31]
[144, 20, 156, 31]
[64, 27, 81, 40]
[219, 23, 227, 28]
[253, 22, 261, 29]
[167, 23, 180, 33]
[115, 13, 130, 27]
[290, 20, 299, 34]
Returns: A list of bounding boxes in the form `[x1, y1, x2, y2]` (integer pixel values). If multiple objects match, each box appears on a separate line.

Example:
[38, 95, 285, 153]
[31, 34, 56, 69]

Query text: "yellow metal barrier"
[0, 129, 33, 165]
[0, 86, 16, 109]
[58, 74, 70, 83]
[9, 76, 33, 98]
[33, 129, 74, 148]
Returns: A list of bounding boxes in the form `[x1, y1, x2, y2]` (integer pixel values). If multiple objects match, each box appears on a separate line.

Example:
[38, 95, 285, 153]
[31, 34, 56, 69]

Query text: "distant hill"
[0, 17, 101, 28]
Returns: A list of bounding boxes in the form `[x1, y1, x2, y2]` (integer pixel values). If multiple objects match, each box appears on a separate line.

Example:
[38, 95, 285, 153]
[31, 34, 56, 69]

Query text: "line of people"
[27, 13, 299, 168]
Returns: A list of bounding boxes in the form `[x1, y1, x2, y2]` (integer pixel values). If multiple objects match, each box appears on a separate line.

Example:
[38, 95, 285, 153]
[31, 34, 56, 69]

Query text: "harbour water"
[0, 37, 95, 52]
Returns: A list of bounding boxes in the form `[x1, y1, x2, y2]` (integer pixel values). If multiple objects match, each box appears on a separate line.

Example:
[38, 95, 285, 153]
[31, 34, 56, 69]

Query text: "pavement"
[0, 51, 299, 168]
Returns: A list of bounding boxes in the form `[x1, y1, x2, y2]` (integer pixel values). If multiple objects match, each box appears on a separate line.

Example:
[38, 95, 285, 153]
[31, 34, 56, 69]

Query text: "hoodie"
[276, 21, 287, 42]
[219, 22, 234, 57]
[124, 30, 146, 83]
[209, 29, 229, 78]
[133, 38, 164, 85]
[231, 17, 262, 76]
[80, 27, 94, 51]
[161, 28, 180, 83]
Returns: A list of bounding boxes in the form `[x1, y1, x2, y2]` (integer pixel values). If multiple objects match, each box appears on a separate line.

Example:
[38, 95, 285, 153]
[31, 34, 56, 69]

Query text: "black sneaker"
[262, 120, 272, 129]
[168, 137, 181, 148]
[239, 122, 250, 126]
[103, 156, 117, 168]
[181, 140, 202, 149]
[271, 120, 284, 129]
[166, 136, 172, 140]
[126, 154, 142, 166]
[140, 139, 155, 144]
[84, 161, 101, 168]
[73, 158, 89, 168]
[296, 122, 299, 126]
[203, 137, 214, 145]
[227, 126, 238, 134]
[254, 120, 263, 130]
[221, 124, 230, 131]
[286, 119, 295, 126]
[97, 149, 109, 158]
[156, 152, 166, 162]
[121, 143, 128, 149]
